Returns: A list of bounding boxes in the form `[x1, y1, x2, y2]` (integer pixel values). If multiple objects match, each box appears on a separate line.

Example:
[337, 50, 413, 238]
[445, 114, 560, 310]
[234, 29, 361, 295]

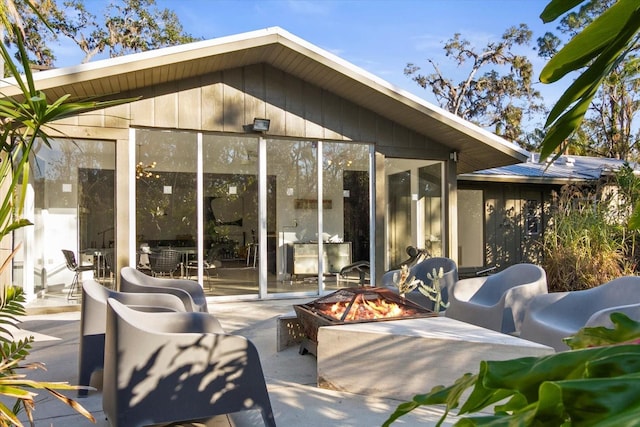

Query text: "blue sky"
[56, 0, 566, 121]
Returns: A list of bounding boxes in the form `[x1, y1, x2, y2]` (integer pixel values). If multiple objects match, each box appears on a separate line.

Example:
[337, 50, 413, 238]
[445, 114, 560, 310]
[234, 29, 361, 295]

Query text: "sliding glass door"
[202, 135, 259, 296]
[385, 159, 444, 270]
[133, 129, 372, 298]
[14, 138, 115, 300]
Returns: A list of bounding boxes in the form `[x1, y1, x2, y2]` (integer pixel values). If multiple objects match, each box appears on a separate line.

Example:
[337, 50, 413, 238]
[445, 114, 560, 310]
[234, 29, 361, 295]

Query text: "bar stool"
[246, 243, 259, 268]
[62, 249, 94, 300]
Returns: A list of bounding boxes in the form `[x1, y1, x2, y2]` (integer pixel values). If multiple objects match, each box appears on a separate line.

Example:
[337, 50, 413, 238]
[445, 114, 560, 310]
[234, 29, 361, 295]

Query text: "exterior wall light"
[252, 118, 270, 132]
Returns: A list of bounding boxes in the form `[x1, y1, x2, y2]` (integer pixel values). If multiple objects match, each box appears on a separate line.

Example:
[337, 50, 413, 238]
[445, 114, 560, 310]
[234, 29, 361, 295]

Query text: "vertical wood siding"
[71, 63, 447, 154]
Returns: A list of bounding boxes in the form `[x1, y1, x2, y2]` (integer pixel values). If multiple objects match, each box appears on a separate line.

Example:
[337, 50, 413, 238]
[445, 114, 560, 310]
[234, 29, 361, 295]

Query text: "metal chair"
[62, 249, 94, 301]
[185, 248, 221, 288]
[148, 248, 181, 277]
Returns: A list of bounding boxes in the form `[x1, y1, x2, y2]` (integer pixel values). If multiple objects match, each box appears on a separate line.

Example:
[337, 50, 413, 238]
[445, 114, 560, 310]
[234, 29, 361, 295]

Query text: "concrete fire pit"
[317, 316, 554, 400]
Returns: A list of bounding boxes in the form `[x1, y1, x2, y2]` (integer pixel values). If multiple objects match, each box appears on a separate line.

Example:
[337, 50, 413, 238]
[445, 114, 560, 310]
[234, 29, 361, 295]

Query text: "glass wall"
[132, 131, 373, 297]
[13, 138, 115, 300]
[322, 142, 370, 289]
[266, 139, 372, 293]
[203, 135, 259, 296]
[135, 129, 197, 279]
[266, 139, 318, 293]
[385, 159, 444, 270]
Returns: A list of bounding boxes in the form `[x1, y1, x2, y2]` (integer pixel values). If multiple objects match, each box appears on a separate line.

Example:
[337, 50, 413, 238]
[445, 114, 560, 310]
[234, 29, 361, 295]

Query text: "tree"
[8, 0, 201, 67]
[537, 0, 640, 161]
[405, 24, 545, 148]
[538, 0, 640, 162]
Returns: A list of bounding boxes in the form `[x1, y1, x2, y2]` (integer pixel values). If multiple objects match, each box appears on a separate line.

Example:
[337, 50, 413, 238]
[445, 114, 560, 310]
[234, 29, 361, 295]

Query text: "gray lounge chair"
[120, 266, 209, 312]
[79, 279, 187, 397]
[103, 298, 276, 427]
[445, 263, 547, 334]
[381, 257, 458, 311]
[520, 276, 640, 351]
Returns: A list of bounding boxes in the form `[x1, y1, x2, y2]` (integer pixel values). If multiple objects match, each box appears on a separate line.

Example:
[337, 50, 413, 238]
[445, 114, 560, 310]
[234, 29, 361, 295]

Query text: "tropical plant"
[383, 312, 640, 426]
[538, 0, 640, 162]
[537, 0, 640, 161]
[0, 23, 136, 425]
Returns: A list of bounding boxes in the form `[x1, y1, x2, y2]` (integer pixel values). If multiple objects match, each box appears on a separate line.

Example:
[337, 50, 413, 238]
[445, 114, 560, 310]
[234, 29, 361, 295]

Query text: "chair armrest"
[109, 304, 225, 334]
[585, 303, 640, 329]
[111, 292, 188, 313]
[380, 270, 399, 288]
[450, 276, 487, 302]
[525, 292, 570, 315]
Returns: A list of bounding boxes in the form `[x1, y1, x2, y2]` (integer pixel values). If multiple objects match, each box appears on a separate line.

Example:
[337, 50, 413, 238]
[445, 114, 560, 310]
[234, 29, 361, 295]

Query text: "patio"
[21, 298, 475, 426]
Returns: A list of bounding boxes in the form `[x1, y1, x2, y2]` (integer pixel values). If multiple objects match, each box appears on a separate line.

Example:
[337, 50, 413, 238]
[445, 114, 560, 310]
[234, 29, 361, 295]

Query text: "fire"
[321, 294, 411, 321]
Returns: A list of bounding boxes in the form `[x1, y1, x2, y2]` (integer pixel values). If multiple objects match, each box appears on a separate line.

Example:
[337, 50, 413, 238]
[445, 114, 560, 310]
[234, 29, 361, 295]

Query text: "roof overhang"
[0, 27, 529, 174]
[458, 174, 584, 185]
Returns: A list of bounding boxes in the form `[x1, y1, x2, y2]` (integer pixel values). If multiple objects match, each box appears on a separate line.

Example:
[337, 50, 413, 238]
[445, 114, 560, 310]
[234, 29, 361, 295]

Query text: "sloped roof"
[1, 27, 529, 174]
[459, 154, 639, 184]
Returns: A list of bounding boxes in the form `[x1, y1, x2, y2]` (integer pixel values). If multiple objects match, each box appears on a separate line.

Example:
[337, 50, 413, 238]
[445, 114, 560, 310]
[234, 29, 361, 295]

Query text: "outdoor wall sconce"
[252, 118, 270, 132]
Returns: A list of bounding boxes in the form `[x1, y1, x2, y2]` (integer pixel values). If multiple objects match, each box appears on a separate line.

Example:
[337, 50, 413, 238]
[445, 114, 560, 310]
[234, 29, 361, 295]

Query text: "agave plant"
[0, 24, 136, 426]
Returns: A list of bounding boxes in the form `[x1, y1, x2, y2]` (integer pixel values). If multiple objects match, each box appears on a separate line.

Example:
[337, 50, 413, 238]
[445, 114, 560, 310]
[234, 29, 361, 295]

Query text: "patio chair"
[120, 266, 209, 312]
[78, 279, 188, 397]
[381, 257, 458, 311]
[148, 248, 181, 277]
[185, 248, 221, 288]
[62, 249, 94, 301]
[520, 276, 640, 351]
[103, 298, 276, 427]
[445, 263, 547, 334]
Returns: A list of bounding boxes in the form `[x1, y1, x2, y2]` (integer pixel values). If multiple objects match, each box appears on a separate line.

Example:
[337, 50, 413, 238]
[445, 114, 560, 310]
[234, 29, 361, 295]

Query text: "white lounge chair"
[79, 279, 188, 397]
[120, 266, 209, 312]
[103, 298, 276, 426]
[520, 276, 640, 351]
[445, 263, 547, 334]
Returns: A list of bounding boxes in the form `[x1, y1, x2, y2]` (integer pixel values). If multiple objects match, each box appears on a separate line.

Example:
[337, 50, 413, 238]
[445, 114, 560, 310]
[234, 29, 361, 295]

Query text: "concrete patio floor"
[18, 297, 474, 426]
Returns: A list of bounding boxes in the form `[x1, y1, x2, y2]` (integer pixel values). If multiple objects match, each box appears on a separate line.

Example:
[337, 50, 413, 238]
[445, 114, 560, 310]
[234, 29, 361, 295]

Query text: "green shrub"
[542, 175, 638, 292]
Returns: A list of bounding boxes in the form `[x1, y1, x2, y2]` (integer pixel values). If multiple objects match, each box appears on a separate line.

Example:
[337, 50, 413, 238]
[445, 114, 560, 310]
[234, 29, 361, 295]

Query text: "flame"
[320, 294, 412, 321]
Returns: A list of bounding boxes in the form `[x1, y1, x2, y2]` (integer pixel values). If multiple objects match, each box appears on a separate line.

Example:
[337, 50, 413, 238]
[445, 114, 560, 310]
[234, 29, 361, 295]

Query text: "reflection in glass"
[14, 138, 115, 298]
[385, 159, 444, 269]
[323, 142, 370, 289]
[135, 129, 197, 278]
[132, 130, 373, 298]
[419, 163, 443, 256]
[203, 135, 260, 295]
[267, 140, 318, 293]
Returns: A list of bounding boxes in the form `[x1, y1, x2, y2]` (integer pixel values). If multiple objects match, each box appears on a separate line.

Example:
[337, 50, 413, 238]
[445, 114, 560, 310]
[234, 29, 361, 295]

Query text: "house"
[4, 27, 528, 302]
[457, 154, 638, 276]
